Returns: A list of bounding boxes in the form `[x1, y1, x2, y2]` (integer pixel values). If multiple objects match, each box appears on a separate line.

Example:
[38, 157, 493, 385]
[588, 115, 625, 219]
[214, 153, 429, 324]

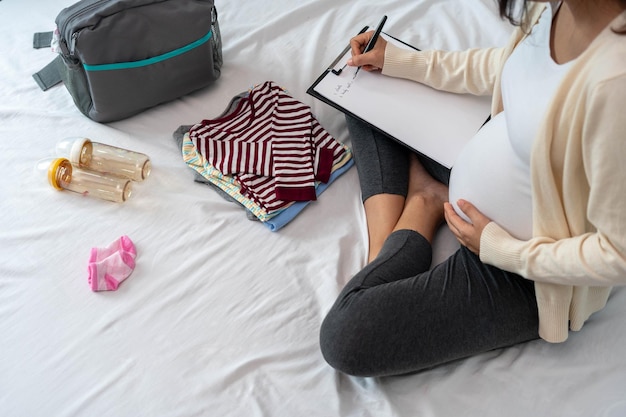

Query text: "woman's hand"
[347, 31, 387, 72]
[444, 200, 491, 255]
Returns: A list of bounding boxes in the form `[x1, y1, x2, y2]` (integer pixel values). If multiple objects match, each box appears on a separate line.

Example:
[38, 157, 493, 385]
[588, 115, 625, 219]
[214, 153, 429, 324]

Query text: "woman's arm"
[347, 30, 509, 96]
[480, 225, 626, 287]
[381, 44, 508, 96]
[480, 76, 626, 286]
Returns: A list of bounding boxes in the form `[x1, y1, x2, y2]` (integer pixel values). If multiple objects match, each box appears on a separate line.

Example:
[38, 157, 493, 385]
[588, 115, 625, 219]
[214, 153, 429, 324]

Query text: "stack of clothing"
[178, 81, 353, 231]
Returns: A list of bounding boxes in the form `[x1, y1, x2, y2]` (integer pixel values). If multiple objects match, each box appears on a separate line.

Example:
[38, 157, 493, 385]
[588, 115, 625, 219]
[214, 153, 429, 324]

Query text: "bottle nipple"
[35, 157, 73, 190]
[56, 137, 91, 165]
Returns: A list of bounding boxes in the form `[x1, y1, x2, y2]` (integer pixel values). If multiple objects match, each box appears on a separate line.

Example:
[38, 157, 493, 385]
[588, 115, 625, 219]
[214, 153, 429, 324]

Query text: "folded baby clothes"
[188, 81, 348, 211]
[180, 81, 354, 230]
[182, 132, 353, 224]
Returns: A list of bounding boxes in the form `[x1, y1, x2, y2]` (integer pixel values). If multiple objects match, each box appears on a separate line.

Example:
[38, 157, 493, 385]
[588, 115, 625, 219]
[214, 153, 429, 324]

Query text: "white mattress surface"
[1, 0, 625, 416]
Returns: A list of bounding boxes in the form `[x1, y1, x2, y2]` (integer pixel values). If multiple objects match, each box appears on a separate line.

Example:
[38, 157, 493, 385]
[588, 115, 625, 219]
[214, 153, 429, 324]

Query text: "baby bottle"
[56, 137, 151, 181]
[37, 158, 132, 203]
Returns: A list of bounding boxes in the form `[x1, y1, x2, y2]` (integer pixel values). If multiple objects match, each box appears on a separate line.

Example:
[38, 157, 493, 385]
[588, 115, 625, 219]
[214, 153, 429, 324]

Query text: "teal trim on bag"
[83, 30, 213, 72]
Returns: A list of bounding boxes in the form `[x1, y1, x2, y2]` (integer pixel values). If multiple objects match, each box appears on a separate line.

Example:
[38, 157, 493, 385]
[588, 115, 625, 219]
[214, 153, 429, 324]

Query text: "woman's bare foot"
[407, 154, 448, 219]
[392, 154, 449, 242]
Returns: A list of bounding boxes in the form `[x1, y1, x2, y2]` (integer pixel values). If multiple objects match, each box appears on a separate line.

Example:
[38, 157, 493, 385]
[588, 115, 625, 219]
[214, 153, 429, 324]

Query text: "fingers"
[443, 202, 466, 238]
[347, 31, 386, 70]
[349, 32, 372, 56]
[444, 201, 489, 255]
[443, 202, 475, 252]
[457, 199, 489, 230]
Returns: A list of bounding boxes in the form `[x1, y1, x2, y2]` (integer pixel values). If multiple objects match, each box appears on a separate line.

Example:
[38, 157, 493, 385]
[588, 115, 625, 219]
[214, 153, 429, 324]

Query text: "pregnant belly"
[448, 113, 533, 240]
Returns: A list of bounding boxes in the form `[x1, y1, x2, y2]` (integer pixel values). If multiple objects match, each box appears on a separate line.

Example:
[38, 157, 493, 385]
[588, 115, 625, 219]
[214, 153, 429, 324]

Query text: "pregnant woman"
[320, 0, 626, 376]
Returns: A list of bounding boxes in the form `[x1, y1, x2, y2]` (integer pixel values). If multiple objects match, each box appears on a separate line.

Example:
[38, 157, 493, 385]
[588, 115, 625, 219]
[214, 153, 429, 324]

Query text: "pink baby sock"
[88, 236, 137, 291]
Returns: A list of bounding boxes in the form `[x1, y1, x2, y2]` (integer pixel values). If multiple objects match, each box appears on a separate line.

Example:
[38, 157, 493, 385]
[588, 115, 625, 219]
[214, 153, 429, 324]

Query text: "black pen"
[353, 15, 387, 79]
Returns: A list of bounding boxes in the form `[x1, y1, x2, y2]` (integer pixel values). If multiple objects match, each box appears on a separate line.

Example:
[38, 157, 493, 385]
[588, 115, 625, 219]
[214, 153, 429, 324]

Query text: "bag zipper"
[59, 0, 111, 56]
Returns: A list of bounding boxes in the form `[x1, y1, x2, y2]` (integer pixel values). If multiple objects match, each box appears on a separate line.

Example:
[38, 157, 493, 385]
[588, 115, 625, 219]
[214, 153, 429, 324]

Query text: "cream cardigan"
[382, 4, 626, 342]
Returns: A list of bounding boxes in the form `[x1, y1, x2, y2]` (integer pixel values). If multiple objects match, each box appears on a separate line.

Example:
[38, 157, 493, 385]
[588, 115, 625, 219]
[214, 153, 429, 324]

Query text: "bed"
[2, 0, 626, 416]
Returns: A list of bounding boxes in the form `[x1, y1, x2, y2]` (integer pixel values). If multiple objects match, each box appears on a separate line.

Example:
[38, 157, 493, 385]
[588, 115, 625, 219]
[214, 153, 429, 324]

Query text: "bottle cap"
[35, 157, 71, 190]
[56, 137, 91, 165]
[48, 158, 71, 190]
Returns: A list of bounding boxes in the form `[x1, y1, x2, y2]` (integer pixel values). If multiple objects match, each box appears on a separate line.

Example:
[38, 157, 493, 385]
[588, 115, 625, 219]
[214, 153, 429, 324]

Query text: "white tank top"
[448, 3, 574, 240]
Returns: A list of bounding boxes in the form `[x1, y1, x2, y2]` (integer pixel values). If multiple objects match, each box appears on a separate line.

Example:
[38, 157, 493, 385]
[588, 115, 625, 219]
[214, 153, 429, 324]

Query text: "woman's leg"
[392, 154, 448, 242]
[319, 233, 539, 377]
[362, 196, 405, 262]
[346, 116, 409, 261]
[320, 135, 538, 376]
[346, 116, 451, 260]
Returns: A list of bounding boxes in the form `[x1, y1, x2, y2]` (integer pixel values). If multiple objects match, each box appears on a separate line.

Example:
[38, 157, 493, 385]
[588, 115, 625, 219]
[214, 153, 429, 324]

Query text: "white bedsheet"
[1, 0, 625, 416]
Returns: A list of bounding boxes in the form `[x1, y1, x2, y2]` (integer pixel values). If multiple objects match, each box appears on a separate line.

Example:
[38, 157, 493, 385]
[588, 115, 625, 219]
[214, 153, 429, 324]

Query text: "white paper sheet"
[312, 35, 492, 168]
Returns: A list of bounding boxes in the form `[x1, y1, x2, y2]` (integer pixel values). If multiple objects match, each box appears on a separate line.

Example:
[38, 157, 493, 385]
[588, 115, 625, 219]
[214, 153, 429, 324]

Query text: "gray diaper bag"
[33, 0, 222, 123]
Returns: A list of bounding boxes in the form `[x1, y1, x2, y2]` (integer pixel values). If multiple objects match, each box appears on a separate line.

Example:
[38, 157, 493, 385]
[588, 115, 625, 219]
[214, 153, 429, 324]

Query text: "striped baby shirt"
[189, 81, 345, 210]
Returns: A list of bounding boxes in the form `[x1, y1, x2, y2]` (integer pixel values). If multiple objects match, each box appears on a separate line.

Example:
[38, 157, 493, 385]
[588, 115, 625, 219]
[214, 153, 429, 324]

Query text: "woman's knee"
[319, 308, 372, 377]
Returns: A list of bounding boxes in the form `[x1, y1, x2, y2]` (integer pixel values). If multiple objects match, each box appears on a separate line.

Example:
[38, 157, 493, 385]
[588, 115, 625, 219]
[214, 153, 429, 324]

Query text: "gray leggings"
[319, 116, 539, 377]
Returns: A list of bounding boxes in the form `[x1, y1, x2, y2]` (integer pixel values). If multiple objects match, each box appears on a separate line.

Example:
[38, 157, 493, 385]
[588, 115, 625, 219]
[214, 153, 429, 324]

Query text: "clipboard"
[307, 33, 491, 169]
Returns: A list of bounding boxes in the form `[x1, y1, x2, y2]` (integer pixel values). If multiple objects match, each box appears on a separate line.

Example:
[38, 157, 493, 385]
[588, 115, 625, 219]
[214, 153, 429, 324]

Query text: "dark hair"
[497, 0, 626, 33]
[498, 0, 529, 27]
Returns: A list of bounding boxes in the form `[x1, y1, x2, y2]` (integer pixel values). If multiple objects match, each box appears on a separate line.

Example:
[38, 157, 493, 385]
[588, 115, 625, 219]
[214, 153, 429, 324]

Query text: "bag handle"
[33, 31, 54, 49]
[32, 32, 63, 91]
